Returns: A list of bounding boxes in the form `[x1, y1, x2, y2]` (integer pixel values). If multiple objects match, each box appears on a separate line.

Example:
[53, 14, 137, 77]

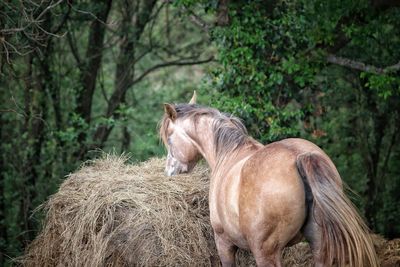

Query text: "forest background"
[1, 0, 399, 265]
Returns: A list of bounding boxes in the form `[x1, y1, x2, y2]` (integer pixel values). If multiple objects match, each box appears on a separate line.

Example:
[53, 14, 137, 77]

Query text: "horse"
[159, 92, 378, 267]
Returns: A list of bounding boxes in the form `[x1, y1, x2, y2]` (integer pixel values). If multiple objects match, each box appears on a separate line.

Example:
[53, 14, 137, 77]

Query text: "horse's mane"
[159, 104, 250, 163]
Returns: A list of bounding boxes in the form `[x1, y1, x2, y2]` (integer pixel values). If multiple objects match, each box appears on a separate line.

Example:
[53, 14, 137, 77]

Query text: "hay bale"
[373, 234, 400, 267]
[21, 155, 398, 266]
[22, 156, 217, 267]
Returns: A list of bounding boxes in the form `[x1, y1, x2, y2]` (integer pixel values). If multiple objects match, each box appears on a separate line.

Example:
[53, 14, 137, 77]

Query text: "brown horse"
[159, 92, 378, 267]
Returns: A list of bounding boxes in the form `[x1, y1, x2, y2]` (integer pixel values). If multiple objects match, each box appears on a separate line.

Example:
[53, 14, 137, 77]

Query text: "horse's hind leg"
[250, 239, 283, 267]
[252, 247, 283, 267]
[214, 232, 238, 267]
[302, 210, 327, 267]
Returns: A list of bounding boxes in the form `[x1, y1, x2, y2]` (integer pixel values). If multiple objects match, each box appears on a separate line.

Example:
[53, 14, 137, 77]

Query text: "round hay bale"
[22, 156, 217, 267]
[373, 234, 400, 267]
[22, 155, 396, 266]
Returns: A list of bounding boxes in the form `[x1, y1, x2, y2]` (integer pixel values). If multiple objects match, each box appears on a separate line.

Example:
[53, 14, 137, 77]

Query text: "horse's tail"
[296, 152, 378, 267]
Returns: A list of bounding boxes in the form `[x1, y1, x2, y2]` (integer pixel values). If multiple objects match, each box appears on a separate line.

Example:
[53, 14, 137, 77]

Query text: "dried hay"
[374, 234, 400, 267]
[21, 155, 400, 267]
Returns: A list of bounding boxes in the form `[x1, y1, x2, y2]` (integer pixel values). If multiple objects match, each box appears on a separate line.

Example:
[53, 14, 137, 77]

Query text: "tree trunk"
[21, 59, 48, 243]
[20, 10, 55, 243]
[0, 74, 5, 266]
[93, 0, 157, 147]
[362, 86, 387, 229]
[75, 0, 113, 158]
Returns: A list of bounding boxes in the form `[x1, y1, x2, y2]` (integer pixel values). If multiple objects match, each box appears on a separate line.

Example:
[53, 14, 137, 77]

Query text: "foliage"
[185, 0, 400, 238]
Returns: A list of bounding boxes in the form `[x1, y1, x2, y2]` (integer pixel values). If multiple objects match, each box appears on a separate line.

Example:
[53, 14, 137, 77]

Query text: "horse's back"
[273, 138, 328, 154]
[272, 138, 340, 179]
[242, 138, 325, 181]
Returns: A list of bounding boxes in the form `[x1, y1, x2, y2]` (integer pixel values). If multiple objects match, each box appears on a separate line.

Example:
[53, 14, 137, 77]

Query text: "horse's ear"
[189, 90, 197, 104]
[164, 103, 177, 121]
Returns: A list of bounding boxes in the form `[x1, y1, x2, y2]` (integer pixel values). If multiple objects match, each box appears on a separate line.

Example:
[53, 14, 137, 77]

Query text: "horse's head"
[160, 92, 201, 176]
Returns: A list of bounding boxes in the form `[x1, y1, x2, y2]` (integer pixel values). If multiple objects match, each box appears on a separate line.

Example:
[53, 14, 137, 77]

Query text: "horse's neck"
[191, 117, 262, 174]
[190, 118, 218, 170]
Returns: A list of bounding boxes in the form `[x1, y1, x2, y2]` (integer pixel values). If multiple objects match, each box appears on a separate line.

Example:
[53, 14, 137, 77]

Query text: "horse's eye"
[167, 137, 172, 146]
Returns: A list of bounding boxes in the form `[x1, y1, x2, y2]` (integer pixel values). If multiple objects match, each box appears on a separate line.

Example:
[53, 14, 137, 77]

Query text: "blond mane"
[159, 104, 251, 165]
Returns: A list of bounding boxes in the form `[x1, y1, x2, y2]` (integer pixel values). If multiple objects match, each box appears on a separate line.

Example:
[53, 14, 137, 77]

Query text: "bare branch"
[327, 54, 400, 74]
[2, 39, 34, 57]
[128, 56, 214, 88]
[35, 0, 64, 22]
[1, 42, 11, 64]
[0, 0, 67, 63]
[36, 23, 65, 39]
[385, 62, 400, 73]
[67, 1, 109, 26]
[53, 3, 72, 34]
[181, 6, 212, 32]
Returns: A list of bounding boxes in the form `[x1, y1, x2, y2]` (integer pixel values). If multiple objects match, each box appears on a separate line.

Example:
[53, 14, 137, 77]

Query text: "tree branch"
[53, 2, 71, 34]
[327, 54, 400, 74]
[181, 6, 212, 32]
[127, 56, 214, 88]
